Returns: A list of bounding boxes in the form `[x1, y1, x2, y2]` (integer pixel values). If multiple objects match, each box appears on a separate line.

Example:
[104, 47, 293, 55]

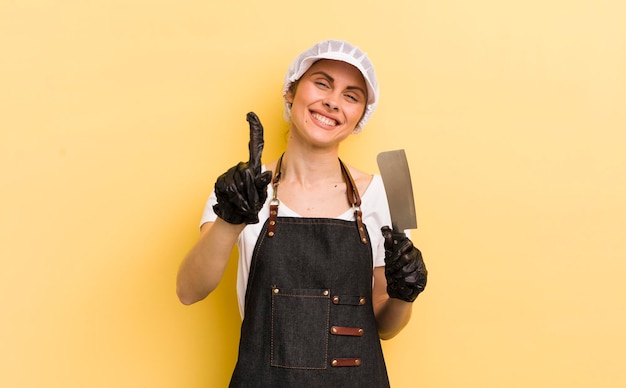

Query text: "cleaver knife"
[377, 149, 417, 238]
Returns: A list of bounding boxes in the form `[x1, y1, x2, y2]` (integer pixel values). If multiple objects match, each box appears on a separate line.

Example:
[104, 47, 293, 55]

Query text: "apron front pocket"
[270, 286, 331, 369]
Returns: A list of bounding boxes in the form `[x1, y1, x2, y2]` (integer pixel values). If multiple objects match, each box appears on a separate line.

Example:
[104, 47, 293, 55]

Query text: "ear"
[285, 81, 299, 104]
[285, 88, 294, 104]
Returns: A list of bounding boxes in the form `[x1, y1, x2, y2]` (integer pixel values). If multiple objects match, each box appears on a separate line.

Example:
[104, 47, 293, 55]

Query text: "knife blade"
[377, 149, 417, 237]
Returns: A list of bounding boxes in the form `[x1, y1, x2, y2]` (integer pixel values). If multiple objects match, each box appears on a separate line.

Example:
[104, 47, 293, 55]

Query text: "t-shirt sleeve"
[364, 175, 393, 268]
[200, 190, 218, 228]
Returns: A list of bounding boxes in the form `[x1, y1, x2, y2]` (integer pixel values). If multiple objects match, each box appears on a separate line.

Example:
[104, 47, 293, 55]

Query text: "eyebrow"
[310, 71, 367, 97]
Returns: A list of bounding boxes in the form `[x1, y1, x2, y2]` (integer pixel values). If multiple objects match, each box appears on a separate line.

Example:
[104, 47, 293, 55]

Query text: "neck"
[279, 146, 343, 186]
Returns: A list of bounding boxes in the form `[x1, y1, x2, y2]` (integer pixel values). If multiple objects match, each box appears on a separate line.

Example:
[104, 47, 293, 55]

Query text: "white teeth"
[311, 112, 337, 126]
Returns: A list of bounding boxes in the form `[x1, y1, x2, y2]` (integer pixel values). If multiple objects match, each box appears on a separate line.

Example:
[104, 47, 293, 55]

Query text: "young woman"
[177, 39, 428, 387]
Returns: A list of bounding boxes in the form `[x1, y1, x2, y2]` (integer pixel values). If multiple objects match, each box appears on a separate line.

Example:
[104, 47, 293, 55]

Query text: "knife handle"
[382, 226, 408, 247]
[390, 230, 407, 243]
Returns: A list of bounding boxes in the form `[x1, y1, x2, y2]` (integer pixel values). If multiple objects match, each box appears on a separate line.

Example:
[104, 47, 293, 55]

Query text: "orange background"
[1, 1, 625, 387]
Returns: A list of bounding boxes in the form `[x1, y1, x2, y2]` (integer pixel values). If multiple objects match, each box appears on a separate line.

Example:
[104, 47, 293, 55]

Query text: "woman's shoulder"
[343, 163, 379, 197]
[344, 163, 371, 179]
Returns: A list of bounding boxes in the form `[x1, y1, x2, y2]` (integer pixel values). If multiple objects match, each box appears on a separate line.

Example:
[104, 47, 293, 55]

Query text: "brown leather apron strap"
[332, 295, 367, 306]
[267, 154, 283, 238]
[330, 326, 365, 336]
[268, 155, 367, 244]
[331, 357, 362, 367]
[339, 159, 368, 244]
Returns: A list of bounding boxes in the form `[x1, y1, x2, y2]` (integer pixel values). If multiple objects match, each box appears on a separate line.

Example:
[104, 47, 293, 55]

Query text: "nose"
[323, 94, 340, 112]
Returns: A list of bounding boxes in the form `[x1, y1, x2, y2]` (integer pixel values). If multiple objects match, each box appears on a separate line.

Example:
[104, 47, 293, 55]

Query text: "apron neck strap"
[267, 154, 368, 244]
[340, 161, 368, 244]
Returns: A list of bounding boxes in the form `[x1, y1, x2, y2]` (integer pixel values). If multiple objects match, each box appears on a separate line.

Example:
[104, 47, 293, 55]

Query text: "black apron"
[229, 159, 390, 388]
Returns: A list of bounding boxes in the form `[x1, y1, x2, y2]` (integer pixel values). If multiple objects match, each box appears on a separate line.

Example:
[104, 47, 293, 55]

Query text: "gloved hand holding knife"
[377, 150, 428, 302]
[381, 226, 427, 302]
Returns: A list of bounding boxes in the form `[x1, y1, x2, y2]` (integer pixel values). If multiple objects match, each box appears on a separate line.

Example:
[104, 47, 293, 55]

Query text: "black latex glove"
[381, 226, 428, 302]
[213, 112, 273, 225]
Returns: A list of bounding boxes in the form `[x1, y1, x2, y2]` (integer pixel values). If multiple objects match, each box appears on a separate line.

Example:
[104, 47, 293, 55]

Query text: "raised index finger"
[246, 111, 264, 172]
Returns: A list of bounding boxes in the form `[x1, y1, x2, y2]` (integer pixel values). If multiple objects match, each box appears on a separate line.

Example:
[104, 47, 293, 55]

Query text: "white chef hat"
[282, 39, 379, 133]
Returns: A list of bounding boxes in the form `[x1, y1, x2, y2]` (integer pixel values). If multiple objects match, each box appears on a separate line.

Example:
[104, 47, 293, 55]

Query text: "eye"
[315, 80, 330, 89]
[344, 93, 359, 102]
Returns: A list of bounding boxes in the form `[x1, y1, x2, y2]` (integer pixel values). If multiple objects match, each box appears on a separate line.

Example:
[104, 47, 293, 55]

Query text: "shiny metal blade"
[377, 149, 418, 233]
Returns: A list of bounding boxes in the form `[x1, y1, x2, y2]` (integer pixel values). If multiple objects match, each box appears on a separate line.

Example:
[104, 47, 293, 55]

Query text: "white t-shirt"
[201, 168, 392, 318]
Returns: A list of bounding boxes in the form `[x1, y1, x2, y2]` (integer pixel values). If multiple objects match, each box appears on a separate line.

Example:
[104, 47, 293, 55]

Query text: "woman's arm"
[177, 113, 272, 305]
[176, 218, 245, 305]
[372, 266, 413, 340]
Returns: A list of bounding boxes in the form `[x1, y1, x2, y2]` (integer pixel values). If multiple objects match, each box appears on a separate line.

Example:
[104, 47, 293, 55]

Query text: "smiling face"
[285, 59, 368, 148]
